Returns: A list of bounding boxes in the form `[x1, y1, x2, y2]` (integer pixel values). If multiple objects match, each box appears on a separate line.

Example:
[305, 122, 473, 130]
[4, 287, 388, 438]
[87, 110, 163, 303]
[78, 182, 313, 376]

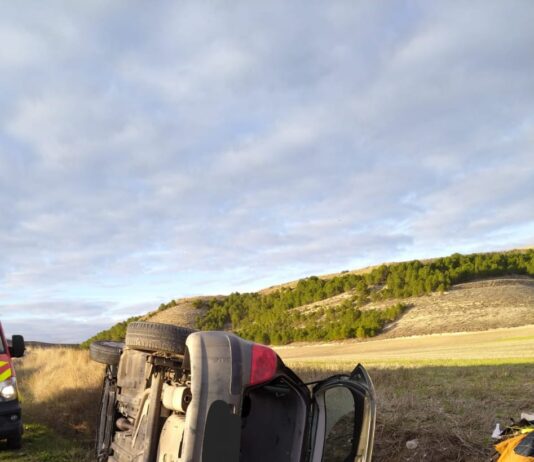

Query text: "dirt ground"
[274, 324, 534, 363]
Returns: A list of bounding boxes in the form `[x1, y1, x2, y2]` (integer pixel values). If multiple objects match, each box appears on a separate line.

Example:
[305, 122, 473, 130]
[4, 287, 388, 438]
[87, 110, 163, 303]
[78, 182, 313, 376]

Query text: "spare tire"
[125, 322, 195, 355]
[90, 341, 124, 365]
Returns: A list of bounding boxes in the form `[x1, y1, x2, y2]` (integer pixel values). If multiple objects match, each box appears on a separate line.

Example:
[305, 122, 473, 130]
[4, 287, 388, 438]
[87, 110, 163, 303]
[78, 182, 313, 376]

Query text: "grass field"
[274, 324, 534, 362]
[293, 361, 534, 461]
[0, 348, 102, 461]
[279, 325, 534, 461]
[2, 327, 534, 461]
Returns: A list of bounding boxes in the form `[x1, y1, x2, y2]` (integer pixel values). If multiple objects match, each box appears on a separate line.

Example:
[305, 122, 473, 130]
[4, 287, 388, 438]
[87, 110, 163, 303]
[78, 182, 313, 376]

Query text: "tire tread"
[125, 322, 195, 355]
[90, 341, 124, 365]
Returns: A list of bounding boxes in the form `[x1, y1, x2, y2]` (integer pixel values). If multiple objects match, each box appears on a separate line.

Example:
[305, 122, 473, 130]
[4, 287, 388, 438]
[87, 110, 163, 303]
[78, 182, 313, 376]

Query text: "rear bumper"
[0, 400, 22, 437]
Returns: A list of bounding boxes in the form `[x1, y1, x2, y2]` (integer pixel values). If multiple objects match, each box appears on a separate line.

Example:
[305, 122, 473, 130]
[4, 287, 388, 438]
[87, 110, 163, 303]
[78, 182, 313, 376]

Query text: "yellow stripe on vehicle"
[0, 368, 12, 382]
[0, 361, 7, 368]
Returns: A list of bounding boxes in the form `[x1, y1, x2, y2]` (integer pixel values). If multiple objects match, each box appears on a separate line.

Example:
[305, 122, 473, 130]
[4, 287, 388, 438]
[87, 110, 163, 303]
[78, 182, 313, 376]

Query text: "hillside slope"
[144, 276, 534, 339]
[378, 276, 534, 338]
[142, 297, 220, 329]
[82, 249, 534, 346]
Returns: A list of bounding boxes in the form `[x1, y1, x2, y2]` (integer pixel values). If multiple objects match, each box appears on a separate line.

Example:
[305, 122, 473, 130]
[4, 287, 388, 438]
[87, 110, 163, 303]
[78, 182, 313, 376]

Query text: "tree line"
[196, 250, 534, 341]
[80, 316, 141, 348]
[82, 250, 534, 347]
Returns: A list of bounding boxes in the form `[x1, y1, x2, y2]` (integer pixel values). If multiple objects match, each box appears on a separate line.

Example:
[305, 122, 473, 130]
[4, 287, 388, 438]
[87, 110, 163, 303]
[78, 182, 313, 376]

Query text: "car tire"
[90, 341, 124, 365]
[7, 428, 22, 450]
[95, 368, 117, 462]
[125, 322, 195, 355]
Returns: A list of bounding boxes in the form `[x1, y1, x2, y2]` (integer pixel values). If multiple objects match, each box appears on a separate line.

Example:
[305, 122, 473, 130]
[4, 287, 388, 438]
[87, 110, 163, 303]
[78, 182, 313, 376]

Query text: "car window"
[322, 387, 356, 462]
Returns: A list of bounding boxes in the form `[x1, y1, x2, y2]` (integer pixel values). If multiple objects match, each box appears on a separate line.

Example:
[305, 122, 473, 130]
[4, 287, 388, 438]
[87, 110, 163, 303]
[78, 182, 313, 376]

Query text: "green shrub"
[83, 250, 533, 346]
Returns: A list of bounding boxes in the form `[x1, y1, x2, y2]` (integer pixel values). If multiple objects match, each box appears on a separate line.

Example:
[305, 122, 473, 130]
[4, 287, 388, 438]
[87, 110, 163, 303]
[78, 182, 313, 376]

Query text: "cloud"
[0, 299, 157, 343]
[2, 317, 112, 344]
[0, 0, 533, 341]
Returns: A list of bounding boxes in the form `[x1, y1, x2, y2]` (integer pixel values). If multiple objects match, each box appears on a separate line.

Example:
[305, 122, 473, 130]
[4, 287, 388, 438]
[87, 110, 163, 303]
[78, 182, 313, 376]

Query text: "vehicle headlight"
[0, 378, 18, 401]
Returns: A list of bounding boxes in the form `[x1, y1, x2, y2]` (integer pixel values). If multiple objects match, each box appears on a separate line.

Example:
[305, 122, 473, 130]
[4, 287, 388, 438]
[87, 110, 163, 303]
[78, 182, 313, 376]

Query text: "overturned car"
[90, 322, 376, 462]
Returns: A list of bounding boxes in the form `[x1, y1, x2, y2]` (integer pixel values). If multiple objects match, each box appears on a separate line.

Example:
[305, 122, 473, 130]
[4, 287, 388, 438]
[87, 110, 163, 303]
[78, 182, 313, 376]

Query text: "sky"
[1, 1, 533, 342]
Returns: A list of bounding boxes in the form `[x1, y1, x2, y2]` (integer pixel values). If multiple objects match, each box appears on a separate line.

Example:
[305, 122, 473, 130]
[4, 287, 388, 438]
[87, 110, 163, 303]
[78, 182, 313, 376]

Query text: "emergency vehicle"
[0, 322, 25, 449]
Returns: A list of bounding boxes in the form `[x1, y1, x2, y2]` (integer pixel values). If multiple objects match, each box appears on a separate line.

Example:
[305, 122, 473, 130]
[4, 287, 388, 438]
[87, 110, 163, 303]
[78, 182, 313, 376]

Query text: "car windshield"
[0, 339, 4, 354]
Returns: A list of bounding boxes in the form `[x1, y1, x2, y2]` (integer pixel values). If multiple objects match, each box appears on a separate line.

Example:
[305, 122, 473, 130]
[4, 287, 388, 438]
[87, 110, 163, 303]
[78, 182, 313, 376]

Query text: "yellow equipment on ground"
[496, 429, 534, 461]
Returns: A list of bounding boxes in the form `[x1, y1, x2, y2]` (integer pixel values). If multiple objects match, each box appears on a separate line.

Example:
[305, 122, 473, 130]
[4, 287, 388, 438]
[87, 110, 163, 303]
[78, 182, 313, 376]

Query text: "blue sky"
[1, 1, 533, 342]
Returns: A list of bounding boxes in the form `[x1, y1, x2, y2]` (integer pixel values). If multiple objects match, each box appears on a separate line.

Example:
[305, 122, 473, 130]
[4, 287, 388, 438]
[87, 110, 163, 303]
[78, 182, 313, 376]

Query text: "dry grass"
[144, 296, 226, 329]
[292, 360, 534, 461]
[0, 347, 104, 459]
[14, 347, 104, 438]
[8, 344, 534, 461]
[145, 298, 210, 329]
[275, 324, 534, 363]
[279, 324, 534, 460]
[379, 277, 534, 338]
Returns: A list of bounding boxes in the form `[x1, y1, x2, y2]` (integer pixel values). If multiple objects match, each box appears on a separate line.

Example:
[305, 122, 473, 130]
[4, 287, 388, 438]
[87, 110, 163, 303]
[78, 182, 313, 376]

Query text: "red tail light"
[249, 344, 277, 386]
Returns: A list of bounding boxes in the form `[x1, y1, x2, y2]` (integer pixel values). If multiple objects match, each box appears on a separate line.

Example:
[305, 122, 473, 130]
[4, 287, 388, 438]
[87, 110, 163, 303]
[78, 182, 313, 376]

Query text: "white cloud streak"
[0, 0, 533, 341]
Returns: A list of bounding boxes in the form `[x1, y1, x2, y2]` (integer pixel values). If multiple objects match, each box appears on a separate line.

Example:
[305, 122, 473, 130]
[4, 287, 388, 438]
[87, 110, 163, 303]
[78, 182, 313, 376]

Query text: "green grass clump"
[0, 423, 92, 461]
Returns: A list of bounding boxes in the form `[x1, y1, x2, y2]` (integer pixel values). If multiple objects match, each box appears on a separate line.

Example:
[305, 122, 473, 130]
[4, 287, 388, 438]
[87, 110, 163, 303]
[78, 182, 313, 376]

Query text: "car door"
[308, 364, 376, 462]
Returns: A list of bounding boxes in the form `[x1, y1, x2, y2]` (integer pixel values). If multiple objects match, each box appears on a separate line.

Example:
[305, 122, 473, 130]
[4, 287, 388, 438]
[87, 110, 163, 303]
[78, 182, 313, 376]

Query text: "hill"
[81, 249, 534, 347]
[141, 275, 534, 341]
[374, 276, 534, 338]
[140, 296, 222, 329]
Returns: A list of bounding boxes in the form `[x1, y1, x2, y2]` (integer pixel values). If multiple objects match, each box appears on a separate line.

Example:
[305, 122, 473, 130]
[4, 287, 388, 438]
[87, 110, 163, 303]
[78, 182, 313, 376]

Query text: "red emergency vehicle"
[0, 322, 25, 449]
